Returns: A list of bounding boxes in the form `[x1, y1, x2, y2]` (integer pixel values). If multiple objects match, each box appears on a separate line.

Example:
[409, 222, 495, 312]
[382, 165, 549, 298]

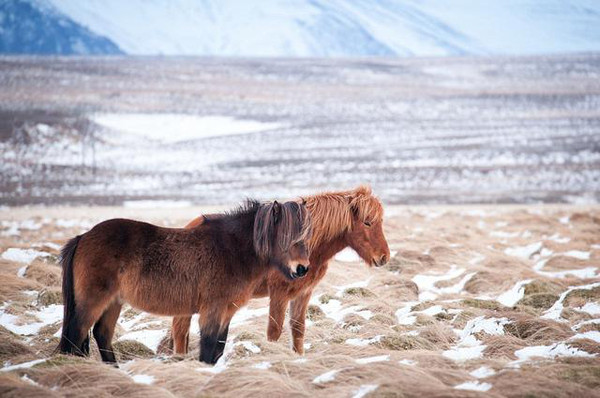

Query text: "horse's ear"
[346, 193, 360, 219]
[301, 197, 307, 206]
[272, 200, 281, 223]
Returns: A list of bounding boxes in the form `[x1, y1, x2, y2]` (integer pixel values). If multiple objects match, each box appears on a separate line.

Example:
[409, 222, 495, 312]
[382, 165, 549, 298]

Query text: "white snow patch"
[118, 329, 166, 352]
[396, 303, 447, 325]
[511, 343, 595, 366]
[573, 319, 600, 331]
[395, 301, 419, 325]
[534, 259, 598, 279]
[0, 304, 63, 336]
[398, 359, 417, 366]
[335, 247, 361, 262]
[132, 374, 155, 385]
[352, 384, 379, 398]
[546, 234, 571, 244]
[123, 200, 192, 208]
[334, 278, 372, 297]
[355, 355, 389, 364]
[562, 250, 590, 260]
[570, 331, 600, 343]
[317, 297, 373, 323]
[93, 114, 280, 143]
[345, 335, 382, 347]
[454, 381, 492, 392]
[575, 302, 600, 316]
[236, 341, 261, 354]
[443, 316, 508, 361]
[443, 345, 486, 361]
[21, 374, 38, 385]
[17, 266, 28, 278]
[469, 253, 485, 265]
[542, 282, 600, 321]
[1, 248, 50, 264]
[252, 361, 272, 370]
[38, 242, 62, 251]
[496, 279, 532, 307]
[1, 359, 46, 372]
[313, 369, 340, 384]
[504, 242, 542, 259]
[470, 366, 496, 378]
[55, 219, 92, 229]
[230, 306, 269, 329]
[490, 230, 519, 238]
[412, 265, 474, 301]
[1, 220, 42, 236]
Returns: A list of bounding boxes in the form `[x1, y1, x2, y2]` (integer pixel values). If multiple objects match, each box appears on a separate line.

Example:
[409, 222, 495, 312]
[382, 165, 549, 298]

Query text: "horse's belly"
[119, 273, 199, 316]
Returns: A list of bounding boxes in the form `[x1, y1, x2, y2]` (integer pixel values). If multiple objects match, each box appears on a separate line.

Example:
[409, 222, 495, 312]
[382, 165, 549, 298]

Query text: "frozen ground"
[0, 54, 599, 205]
[0, 204, 598, 397]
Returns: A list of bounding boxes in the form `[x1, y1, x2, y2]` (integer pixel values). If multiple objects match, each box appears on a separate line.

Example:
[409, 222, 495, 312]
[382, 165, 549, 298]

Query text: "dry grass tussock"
[1, 204, 599, 397]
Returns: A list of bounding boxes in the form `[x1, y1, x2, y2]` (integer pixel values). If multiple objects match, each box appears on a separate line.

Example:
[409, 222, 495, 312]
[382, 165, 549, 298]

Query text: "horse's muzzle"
[291, 264, 309, 279]
[372, 254, 388, 267]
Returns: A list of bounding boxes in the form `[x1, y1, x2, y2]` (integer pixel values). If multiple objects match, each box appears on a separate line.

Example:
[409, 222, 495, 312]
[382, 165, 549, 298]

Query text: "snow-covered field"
[1, 54, 599, 206]
[0, 204, 599, 397]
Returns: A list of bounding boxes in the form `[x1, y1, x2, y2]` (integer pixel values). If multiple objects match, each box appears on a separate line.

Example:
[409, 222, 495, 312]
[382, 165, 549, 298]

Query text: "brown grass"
[503, 316, 573, 342]
[1, 204, 599, 397]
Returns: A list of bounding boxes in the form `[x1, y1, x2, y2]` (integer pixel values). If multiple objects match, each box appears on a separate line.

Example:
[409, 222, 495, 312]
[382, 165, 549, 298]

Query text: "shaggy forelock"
[253, 201, 311, 260]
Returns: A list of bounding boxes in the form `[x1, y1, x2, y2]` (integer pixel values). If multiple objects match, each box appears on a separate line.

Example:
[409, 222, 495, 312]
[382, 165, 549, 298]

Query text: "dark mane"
[202, 199, 311, 261]
[254, 201, 311, 261]
[203, 199, 261, 223]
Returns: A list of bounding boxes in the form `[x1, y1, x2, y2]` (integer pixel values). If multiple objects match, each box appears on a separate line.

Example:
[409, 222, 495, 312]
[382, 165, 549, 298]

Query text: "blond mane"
[303, 185, 383, 249]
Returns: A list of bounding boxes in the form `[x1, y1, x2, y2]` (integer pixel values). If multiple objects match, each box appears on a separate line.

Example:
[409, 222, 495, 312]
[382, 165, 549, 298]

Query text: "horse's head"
[254, 200, 312, 280]
[344, 186, 390, 267]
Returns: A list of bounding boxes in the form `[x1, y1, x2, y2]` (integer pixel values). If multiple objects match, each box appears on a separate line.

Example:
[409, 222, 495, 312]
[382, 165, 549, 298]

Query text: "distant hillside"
[1, 0, 600, 56]
[0, 0, 122, 55]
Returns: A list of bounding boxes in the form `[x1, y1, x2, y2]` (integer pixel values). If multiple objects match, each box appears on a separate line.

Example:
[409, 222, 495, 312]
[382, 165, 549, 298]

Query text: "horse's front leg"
[267, 291, 289, 342]
[289, 290, 312, 354]
[199, 306, 235, 365]
[213, 322, 230, 364]
[199, 314, 222, 364]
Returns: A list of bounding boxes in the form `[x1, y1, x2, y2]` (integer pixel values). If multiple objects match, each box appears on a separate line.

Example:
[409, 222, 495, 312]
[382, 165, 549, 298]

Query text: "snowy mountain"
[0, 0, 122, 55]
[2, 0, 600, 56]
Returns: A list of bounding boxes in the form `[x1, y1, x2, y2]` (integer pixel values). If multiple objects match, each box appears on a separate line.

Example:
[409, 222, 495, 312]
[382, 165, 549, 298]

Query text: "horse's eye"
[364, 221, 372, 227]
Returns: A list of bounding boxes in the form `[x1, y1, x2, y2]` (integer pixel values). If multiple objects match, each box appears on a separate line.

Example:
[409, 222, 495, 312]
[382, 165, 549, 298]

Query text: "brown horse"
[170, 186, 389, 355]
[58, 200, 311, 365]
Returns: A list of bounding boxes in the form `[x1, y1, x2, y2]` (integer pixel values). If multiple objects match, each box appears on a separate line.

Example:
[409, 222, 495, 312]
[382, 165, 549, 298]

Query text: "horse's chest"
[286, 262, 328, 296]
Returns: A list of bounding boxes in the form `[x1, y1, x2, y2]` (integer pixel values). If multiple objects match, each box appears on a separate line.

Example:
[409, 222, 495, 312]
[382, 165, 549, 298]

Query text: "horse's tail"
[58, 235, 83, 354]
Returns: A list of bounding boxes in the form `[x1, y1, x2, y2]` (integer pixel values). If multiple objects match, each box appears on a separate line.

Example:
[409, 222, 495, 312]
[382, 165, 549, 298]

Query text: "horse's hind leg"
[172, 316, 193, 355]
[93, 301, 122, 363]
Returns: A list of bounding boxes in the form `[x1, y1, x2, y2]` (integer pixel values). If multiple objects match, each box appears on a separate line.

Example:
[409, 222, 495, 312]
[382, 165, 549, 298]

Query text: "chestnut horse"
[58, 200, 311, 365]
[169, 186, 389, 355]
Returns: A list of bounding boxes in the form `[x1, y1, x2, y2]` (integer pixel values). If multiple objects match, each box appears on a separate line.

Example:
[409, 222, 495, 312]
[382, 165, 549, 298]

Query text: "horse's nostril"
[296, 264, 308, 277]
[380, 255, 388, 264]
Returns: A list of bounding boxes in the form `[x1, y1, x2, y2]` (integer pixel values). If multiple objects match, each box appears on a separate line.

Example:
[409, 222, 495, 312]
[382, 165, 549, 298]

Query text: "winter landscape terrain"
[1, 54, 599, 206]
[0, 204, 599, 397]
[1, 3, 600, 395]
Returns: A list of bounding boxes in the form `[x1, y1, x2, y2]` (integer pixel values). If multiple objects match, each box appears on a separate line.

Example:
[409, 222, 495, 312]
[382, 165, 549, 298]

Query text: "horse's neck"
[311, 234, 347, 268]
[212, 212, 259, 265]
